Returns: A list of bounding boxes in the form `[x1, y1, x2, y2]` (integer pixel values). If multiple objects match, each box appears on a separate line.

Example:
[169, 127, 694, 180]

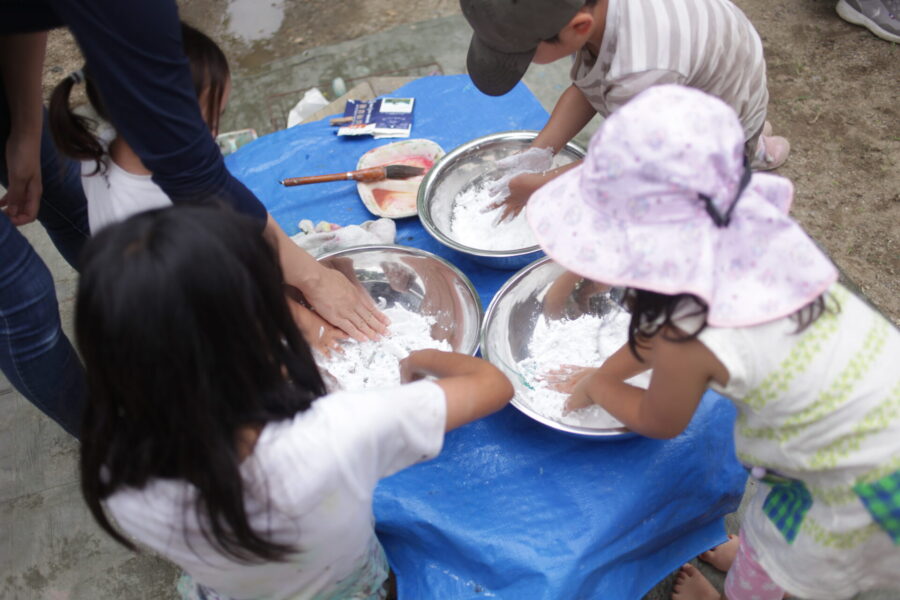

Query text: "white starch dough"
[448, 183, 538, 251]
[318, 304, 451, 391]
[515, 306, 651, 429]
[447, 147, 553, 252]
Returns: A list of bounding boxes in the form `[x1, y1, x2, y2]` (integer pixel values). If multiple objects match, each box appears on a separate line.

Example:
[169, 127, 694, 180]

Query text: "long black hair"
[76, 205, 326, 563]
[624, 289, 834, 361]
[49, 22, 230, 174]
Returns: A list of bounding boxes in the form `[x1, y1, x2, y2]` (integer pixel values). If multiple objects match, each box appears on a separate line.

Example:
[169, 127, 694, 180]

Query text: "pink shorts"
[723, 531, 785, 600]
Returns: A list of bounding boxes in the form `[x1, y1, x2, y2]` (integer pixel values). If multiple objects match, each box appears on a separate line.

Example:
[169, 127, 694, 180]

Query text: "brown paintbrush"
[280, 164, 425, 187]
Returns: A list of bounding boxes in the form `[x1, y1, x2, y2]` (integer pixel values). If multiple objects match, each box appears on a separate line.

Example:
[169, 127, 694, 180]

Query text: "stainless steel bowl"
[481, 256, 635, 439]
[417, 131, 585, 270]
[318, 245, 483, 354]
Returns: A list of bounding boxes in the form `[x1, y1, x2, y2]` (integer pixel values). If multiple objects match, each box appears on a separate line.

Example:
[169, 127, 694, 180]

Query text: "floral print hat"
[526, 85, 838, 327]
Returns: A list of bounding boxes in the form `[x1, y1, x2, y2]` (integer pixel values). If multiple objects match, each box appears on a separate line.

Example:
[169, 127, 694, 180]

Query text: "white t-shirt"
[80, 127, 173, 233]
[105, 380, 447, 600]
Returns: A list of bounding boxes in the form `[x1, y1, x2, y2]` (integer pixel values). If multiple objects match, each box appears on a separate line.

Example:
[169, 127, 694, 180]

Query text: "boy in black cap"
[461, 0, 789, 220]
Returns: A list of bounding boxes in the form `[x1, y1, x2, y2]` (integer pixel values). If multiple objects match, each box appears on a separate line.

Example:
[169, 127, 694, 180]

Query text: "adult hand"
[1, 131, 42, 225]
[287, 297, 348, 357]
[0, 33, 47, 226]
[302, 265, 390, 342]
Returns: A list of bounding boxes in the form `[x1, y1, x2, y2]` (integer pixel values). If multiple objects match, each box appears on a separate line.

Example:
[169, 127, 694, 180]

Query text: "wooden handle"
[281, 166, 386, 186]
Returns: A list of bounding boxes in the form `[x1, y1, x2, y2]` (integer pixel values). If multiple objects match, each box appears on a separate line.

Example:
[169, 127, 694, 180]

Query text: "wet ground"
[8, 1, 900, 598]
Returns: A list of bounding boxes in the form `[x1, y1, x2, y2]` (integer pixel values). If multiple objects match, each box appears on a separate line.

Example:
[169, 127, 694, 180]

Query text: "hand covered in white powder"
[543, 364, 596, 395]
[563, 372, 598, 414]
[486, 171, 549, 223]
[493, 146, 555, 174]
[481, 147, 554, 223]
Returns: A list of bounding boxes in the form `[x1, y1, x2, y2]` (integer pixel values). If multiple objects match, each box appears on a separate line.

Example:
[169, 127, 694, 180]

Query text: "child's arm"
[400, 349, 514, 431]
[532, 85, 597, 153]
[568, 334, 727, 439]
[561, 340, 650, 407]
[595, 341, 653, 381]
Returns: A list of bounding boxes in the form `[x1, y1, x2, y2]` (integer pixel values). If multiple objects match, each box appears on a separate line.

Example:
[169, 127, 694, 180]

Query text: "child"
[461, 0, 790, 221]
[50, 23, 387, 353]
[49, 22, 231, 233]
[526, 85, 900, 600]
[75, 205, 513, 600]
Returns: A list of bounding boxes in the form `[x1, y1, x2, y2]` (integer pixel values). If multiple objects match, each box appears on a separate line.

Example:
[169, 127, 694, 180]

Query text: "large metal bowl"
[417, 131, 585, 270]
[318, 245, 482, 354]
[481, 257, 636, 439]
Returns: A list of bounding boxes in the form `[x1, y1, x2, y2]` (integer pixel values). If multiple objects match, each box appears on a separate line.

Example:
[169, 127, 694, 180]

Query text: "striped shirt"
[571, 0, 769, 143]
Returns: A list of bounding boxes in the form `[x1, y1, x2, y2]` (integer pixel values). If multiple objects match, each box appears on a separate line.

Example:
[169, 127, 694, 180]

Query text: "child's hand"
[563, 374, 597, 414]
[288, 298, 348, 358]
[399, 349, 434, 383]
[540, 364, 595, 394]
[486, 172, 547, 223]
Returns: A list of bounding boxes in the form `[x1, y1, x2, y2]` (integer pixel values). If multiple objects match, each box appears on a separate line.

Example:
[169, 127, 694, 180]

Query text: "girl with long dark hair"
[527, 86, 900, 600]
[76, 205, 512, 600]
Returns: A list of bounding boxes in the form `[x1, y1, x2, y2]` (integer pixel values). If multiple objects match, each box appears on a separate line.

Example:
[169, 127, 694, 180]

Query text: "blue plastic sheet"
[226, 75, 748, 599]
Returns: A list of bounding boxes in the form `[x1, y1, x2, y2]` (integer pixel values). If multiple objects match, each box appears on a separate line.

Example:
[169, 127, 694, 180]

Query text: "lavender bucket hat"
[526, 85, 838, 327]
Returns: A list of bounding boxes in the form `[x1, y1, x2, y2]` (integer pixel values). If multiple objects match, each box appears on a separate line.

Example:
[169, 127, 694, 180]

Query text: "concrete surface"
[4, 4, 899, 600]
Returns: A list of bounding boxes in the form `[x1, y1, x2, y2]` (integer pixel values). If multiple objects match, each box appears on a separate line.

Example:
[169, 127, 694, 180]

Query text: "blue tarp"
[226, 75, 747, 599]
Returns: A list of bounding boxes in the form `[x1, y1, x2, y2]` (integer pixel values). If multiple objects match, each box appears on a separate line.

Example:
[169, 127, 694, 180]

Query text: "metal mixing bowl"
[481, 257, 635, 439]
[318, 245, 483, 354]
[417, 131, 585, 270]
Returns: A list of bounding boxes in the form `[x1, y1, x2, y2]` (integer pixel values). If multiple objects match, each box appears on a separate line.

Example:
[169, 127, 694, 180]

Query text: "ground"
[6, 1, 898, 599]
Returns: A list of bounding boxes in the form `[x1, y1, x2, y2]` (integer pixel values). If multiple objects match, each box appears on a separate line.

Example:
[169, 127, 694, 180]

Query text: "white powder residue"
[318, 304, 451, 391]
[515, 306, 651, 429]
[448, 183, 538, 251]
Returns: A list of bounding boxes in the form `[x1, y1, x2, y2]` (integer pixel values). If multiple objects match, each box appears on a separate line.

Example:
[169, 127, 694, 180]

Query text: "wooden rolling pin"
[280, 164, 424, 187]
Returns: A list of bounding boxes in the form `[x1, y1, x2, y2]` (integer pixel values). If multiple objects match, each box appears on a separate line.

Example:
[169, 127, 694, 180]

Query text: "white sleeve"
[319, 380, 447, 495]
[696, 326, 754, 399]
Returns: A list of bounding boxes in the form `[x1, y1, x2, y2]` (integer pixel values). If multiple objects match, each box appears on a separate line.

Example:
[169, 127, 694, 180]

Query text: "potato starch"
[318, 304, 451, 391]
[516, 307, 650, 429]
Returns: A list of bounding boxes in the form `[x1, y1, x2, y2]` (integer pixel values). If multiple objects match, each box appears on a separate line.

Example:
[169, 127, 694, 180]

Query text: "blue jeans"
[0, 87, 89, 437]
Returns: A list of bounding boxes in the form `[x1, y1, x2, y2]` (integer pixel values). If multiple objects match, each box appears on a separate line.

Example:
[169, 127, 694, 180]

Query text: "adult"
[0, 32, 87, 436]
[0, 1, 387, 437]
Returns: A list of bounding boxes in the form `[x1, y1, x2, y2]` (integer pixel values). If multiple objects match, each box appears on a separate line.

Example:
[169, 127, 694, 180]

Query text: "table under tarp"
[226, 74, 748, 599]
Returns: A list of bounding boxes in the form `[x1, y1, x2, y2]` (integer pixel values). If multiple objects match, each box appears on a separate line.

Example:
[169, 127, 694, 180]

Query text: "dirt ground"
[42, 0, 899, 324]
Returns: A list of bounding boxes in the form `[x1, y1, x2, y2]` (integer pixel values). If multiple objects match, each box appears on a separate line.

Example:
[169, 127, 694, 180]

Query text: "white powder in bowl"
[448, 183, 538, 252]
[515, 306, 650, 429]
[318, 303, 451, 391]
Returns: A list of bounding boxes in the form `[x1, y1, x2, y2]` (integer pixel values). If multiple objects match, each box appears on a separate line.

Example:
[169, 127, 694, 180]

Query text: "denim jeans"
[0, 83, 89, 437]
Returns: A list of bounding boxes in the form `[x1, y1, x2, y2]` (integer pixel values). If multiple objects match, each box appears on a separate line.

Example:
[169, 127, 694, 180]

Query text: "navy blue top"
[1, 0, 267, 222]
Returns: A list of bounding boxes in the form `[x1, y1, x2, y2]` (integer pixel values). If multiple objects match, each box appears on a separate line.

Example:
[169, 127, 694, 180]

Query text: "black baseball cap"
[461, 0, 585, 96]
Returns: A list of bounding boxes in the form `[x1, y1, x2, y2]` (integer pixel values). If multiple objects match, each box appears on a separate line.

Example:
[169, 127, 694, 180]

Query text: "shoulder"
[262, 380, 446, 450]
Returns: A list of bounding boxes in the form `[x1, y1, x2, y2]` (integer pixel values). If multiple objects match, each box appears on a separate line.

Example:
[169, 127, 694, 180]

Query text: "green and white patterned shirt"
[696, 284, 900, 599]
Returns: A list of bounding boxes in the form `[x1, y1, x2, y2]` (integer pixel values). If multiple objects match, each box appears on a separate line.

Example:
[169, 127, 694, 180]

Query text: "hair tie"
[699, 156, 752, 228]
[68, 69, 85, 85]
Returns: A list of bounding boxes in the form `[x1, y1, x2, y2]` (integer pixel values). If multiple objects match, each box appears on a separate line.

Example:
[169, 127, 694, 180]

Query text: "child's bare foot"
[671, 564, 721, 600]
[698, 534, 739, 572]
